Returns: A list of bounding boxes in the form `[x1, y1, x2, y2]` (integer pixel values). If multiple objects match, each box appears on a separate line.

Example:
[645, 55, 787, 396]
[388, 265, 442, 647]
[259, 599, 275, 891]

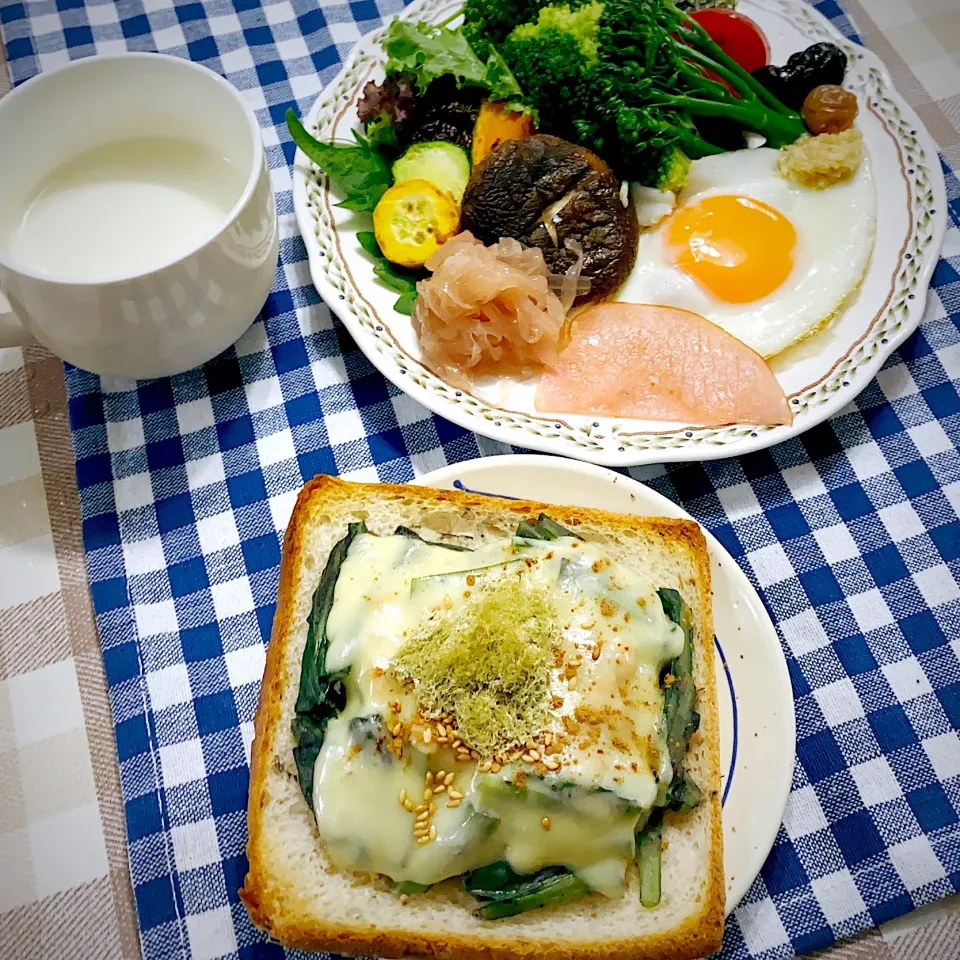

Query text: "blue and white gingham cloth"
[2, 1, 958, 957]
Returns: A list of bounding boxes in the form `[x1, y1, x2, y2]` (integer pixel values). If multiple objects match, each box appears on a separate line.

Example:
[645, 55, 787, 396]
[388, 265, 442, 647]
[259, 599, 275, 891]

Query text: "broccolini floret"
[478, 0, 806, 190]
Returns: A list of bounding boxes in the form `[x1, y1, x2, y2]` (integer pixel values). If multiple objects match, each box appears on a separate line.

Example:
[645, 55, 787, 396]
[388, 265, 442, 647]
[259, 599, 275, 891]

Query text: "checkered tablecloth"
[1, 1, 959, 958]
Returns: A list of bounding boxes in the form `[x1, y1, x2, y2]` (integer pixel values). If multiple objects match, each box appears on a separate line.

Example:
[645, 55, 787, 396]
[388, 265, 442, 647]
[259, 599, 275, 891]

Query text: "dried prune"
[802, 85, 859, 135]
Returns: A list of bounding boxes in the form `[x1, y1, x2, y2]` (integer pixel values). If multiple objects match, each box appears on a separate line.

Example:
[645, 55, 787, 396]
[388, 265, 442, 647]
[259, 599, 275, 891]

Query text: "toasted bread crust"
[241, 475, 723, 960]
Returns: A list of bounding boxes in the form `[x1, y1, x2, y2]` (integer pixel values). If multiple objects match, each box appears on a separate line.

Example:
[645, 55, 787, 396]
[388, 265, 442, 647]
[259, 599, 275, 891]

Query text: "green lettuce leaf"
[382, 20, 524, 105]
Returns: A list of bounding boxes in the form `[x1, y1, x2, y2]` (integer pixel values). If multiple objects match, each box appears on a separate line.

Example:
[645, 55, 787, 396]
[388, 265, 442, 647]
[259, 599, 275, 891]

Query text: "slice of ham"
[535, 303, 793, 427]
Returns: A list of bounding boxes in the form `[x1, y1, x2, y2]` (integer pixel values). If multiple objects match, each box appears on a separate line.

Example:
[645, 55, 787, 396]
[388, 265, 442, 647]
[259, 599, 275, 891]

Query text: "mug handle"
[0, 285, 29, 348]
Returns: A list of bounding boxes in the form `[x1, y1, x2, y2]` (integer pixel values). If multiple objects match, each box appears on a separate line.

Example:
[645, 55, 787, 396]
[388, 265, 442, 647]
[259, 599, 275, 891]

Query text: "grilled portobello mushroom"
[460, 135, 638, 303]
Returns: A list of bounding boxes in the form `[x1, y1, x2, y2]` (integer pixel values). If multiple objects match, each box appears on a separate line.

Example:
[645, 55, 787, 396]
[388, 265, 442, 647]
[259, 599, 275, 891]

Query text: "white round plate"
[293, 0, 947, 466]
[413, 455, 796, 914]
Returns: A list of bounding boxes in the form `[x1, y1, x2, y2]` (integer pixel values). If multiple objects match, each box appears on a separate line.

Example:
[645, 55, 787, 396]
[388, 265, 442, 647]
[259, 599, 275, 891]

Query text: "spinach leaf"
[393, 525, 473, 552]
[292, 521, 367, 804]
[286, 110, 391, 213]
[637, 810, 664, 908]
[653, 588, 703, 815]
[465, 861, 569, 901]
[392, 290, 418, 316]
[382, 20, 524, 105]
[630, 590, 703, 908]
[357, 231, 423, 316]
[387, 879, 433, 895]
[356, 230, 382, 258]
[514, 514, 582, 541]
[657, 587, 701, 771]
[474, 871, 590, 920]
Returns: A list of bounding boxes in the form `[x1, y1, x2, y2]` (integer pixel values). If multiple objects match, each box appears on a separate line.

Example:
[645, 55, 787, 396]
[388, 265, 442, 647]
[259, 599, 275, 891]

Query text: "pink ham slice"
[535, 303, 793, 427]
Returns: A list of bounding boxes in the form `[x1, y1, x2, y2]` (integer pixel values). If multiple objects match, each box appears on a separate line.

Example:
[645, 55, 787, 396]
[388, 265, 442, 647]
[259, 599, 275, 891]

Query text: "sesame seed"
[448, 798, 461, 808]
[417, 835, 431, 845]
[415, 803, 428, 814]
[545, 759, 560, 771]
[528, 749, 541, 761]
[435, 769, 445, 782]
[423, 787, 433, 802]
[443, 772, 454, 786]
[423, 727, 432, 743]
[392, 722, 403, 737]
[541, 817, 551, 831]
[490, 761, 502, 773]
[433, 784, 445, 795]
[478, 759, 492, 773]
[429, 802, 436, 815]
[404, 800, 414, 812]
[448, 789, 463, 801]
[399, 789, 408, 805]
[416, 810, 430, 823]
[470, 749, 479, 760]
[437, 724, 446, 738]
[429, 824, 437, 840]
[451, 739, 461, 750]
[521, 753, 535, 764]
[425, 771, 434, 785]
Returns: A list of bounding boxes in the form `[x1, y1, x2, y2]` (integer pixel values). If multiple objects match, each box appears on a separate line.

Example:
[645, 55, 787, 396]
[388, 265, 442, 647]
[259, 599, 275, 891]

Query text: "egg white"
[620, 147, 876, 358]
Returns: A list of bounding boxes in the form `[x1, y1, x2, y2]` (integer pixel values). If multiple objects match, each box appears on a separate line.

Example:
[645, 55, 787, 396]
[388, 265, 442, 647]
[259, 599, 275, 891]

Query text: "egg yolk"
[664, 195, 796, 303]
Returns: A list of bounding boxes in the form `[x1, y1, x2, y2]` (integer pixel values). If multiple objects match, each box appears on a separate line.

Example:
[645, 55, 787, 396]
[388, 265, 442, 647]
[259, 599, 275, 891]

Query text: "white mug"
[0, 53, 279, 379]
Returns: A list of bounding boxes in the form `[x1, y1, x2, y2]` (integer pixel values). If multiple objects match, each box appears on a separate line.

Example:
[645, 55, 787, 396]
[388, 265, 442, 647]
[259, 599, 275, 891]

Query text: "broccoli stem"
[678, 45, 760, 102]
[676, 17, 799, 116]
[682, 69, 741, 104]
[652, 93, 805, 148]
[671, 126, 725, 159]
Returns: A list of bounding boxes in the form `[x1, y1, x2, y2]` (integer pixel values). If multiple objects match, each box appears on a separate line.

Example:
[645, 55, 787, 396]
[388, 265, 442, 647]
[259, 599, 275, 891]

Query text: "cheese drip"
[313, 533, 684, 891]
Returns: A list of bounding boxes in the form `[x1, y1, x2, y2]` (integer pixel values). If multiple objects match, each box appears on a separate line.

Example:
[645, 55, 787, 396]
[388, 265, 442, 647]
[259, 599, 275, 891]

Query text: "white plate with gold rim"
[413, 454, 796, 914]
[292, 0, 946, 466]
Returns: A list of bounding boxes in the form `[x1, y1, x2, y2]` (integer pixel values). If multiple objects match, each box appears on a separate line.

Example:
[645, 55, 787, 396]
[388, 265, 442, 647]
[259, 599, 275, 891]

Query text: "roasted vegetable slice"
[373, 179, 460, 268]
[392, 141, 472, 202]
[472, 100, 536, 166]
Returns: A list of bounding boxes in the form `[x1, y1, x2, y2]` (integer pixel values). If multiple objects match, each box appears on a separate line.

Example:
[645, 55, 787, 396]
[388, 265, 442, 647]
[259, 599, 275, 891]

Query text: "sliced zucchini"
[373, 179, 459, 269]
[392, 141, 471, 202]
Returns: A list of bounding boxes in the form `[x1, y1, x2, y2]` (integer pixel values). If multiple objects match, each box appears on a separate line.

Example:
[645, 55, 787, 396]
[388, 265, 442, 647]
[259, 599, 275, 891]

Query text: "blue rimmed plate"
[414, 454, 796, 914]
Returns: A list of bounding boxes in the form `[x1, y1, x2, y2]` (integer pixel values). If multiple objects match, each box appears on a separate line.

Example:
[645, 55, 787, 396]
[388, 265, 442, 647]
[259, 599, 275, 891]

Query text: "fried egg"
[620, 147, 876, 358]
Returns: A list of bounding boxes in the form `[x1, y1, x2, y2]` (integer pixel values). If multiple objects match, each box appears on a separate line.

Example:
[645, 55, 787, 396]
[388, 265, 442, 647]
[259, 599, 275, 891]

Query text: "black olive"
[752, 42, 847, 112]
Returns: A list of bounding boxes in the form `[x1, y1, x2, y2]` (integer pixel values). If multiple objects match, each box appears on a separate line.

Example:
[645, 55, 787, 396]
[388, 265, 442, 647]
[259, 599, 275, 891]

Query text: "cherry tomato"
[691, 9, 771, 76]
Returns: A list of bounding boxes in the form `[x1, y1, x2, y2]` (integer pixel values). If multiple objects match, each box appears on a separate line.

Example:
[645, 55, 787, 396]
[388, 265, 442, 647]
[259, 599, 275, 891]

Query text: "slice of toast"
[241, 476, 723, 960]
